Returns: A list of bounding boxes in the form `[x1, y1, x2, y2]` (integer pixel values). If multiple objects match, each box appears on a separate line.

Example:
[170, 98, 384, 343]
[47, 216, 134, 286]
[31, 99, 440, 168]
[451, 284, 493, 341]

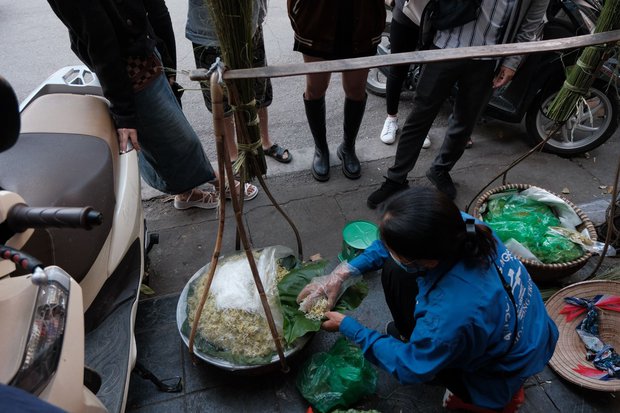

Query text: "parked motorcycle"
[367, 0, 619, 156]
[0, 67, 160, 412]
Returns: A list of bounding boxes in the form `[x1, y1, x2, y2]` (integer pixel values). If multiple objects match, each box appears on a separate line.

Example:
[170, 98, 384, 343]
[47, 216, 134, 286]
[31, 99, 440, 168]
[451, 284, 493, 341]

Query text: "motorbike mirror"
[0, 75, 20, 153]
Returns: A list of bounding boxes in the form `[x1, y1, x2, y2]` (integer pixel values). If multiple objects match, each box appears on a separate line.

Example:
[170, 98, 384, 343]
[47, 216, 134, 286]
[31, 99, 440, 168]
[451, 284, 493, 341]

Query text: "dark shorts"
[293, 40, 379, 61]
[193, 26, 273, 117]
[292, 0, 382, 60]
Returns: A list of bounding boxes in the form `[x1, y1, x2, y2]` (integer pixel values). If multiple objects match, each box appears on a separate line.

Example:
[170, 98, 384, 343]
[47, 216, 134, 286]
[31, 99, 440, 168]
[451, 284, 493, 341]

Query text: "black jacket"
[47, 0, 176, 128]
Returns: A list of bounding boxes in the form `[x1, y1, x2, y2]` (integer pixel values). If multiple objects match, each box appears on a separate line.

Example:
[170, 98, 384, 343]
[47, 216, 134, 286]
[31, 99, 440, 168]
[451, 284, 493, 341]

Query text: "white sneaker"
[423, 136, 431, 149]
[380, 117, 399, 144]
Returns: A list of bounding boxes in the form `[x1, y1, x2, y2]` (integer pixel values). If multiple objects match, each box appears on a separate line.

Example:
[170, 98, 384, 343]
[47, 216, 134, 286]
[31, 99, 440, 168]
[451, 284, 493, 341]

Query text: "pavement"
[126, 109, 620, 412]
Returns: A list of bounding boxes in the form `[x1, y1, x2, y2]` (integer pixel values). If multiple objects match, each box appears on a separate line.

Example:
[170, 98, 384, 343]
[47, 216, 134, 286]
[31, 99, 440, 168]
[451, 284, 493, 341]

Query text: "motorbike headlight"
[10, 268, 70, 395]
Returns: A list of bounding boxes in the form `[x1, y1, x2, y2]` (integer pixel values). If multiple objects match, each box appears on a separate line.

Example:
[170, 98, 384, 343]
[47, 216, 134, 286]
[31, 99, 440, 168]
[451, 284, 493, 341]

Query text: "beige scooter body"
[0, 67, 145, 413]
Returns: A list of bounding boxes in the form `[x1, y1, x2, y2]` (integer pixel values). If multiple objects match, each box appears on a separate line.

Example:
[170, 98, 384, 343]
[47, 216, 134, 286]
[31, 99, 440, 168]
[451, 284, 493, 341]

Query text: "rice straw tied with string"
[186, 0, 289, 371]
[546, 0, 620, 123]
[205, 0, 267, 182]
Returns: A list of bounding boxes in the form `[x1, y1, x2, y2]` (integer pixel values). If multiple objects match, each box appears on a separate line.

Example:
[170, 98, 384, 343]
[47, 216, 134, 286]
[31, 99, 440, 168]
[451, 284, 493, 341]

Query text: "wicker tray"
[545, 280, 620, 392]
[473, 184, 597, 284]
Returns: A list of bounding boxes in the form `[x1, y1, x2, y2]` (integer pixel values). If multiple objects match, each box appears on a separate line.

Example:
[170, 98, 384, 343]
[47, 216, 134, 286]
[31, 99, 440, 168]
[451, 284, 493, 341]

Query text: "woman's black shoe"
[337, 143, 361, 179]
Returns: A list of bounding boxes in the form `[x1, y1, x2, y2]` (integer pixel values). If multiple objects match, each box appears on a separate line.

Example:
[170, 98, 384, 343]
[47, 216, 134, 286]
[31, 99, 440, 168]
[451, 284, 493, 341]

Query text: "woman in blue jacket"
[298, 187, 558, 412]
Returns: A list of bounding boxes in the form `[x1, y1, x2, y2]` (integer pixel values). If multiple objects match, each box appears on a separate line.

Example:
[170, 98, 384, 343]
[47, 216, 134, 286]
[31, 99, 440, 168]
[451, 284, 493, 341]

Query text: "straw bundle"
[205, 0, 267, 181]
[187, 1, 289, 372]
[546, 0, 620, 122]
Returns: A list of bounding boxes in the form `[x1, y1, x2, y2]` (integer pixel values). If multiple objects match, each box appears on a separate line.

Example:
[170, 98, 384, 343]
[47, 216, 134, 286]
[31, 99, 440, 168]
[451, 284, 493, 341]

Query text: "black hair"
[379, 187, 497, 267]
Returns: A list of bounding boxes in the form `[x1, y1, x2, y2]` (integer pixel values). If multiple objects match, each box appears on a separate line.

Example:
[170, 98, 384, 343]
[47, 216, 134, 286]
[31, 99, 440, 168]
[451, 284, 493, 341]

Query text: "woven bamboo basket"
[473, 184, 597, 284]
[545, 280, 620, 392]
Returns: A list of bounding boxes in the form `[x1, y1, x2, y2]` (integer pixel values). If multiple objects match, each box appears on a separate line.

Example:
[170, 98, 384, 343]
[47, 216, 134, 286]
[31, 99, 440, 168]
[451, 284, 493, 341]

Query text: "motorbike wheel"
[525, 80, 618, 156]
[366, 67, 388, 97]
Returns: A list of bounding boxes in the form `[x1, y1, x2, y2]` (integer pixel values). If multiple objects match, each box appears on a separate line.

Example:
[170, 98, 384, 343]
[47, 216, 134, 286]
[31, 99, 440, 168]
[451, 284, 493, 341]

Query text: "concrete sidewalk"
[127, 120, 620, 412]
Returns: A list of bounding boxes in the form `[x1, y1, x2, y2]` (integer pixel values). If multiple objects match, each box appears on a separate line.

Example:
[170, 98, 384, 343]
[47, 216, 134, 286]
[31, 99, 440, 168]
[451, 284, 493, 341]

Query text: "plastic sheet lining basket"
[473, 184, 597, 284]
[545, 280, 620, 392]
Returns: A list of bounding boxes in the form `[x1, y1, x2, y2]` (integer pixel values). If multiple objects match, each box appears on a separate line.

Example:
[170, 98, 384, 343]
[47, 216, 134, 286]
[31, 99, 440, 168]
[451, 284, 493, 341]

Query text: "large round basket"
[472, 184, 597, 284]
[545, 280, 620, 392]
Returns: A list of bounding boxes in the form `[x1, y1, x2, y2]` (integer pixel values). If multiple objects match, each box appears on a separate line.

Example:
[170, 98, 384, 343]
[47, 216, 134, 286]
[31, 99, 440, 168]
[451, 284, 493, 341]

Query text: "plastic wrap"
[483, 191, 585, 263]
[297, 338, 378, 413]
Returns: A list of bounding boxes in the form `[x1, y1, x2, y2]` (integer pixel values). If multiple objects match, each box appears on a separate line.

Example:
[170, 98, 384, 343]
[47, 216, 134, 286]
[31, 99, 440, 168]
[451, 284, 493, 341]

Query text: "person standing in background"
[186, 0, 293, 166]
[367, 0, 549, 208]
[379, 0, 431, 150]
[47, 0, 258, 210]
[287, 0, 386, 182]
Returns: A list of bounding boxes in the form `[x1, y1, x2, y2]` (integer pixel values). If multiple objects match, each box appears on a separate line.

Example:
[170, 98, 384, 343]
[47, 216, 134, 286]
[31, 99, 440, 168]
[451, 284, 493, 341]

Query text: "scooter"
[0, 67, 161, 412]
[367, 0, 619, 156]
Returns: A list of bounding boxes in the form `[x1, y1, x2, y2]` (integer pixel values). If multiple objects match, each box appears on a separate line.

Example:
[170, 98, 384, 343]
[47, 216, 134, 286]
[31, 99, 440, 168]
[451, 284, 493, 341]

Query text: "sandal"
[173, 188, 219, 210]
[264, 144, 292, 164]
[223, 181, 259, 201]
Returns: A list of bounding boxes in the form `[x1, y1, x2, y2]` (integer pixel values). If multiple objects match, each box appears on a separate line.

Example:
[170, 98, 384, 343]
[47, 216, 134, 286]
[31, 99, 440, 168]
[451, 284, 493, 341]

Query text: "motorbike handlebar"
[0, 245, 42, 272]
[7, 204, 103, 233]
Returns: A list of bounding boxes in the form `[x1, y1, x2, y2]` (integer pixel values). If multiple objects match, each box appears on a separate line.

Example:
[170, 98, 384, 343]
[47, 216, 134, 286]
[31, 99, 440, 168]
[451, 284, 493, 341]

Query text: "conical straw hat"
[545, 280, 620, 391]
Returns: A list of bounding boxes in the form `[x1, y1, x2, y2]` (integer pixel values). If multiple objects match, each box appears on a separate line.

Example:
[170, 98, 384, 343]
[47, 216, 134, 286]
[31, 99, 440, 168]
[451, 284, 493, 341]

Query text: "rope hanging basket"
[472, 184, 597, 284]
[545, 280, 620, 392]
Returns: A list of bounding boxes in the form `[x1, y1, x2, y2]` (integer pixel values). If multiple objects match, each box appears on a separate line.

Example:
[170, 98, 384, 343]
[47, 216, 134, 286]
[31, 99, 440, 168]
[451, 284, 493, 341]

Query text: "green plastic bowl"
[338, 220, 379, 262]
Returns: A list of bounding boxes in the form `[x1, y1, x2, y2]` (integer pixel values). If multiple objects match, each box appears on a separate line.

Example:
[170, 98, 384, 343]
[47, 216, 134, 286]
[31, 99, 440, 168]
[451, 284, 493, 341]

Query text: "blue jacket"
[344, 213, 558, 409]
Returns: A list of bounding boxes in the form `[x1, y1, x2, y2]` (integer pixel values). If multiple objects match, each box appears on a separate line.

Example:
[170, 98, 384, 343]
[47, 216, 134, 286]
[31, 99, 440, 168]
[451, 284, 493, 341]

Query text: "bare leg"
[303, 54, 331, 100]
[342, 69, 369, 101]
[258, 107, 272, 148]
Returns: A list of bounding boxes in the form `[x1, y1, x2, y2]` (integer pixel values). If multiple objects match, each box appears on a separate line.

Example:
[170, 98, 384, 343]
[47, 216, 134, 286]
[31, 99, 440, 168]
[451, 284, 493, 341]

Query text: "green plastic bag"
[297, 338, 377, 413]
[484, 194, 583, 264]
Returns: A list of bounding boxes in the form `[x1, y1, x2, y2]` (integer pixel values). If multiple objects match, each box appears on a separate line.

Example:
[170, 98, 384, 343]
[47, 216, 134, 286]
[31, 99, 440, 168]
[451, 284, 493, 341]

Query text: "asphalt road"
[0, 0, 407, 186]
[2, 0, 618, 202]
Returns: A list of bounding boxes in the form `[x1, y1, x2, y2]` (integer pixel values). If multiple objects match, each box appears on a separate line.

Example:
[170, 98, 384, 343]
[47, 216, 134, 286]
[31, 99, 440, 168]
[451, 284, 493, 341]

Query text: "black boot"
[303, 95, 330, 182]
[337, 96, 366, 179]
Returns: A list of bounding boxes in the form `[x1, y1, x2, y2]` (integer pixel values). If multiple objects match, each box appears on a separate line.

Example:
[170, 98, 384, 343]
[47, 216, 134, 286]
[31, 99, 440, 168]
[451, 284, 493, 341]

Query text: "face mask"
[389, 252, 425, 274]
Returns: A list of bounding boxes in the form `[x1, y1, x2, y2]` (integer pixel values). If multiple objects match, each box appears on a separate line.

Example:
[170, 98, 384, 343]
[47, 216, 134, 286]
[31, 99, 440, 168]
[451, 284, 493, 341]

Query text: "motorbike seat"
[0, 93, 117, 282]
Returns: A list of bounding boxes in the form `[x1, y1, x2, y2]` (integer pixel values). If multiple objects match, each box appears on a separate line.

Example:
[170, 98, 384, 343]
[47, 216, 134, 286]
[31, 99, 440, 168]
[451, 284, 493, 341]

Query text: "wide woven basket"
[473, 184, 597, 284]
[545, 280, 620, 392]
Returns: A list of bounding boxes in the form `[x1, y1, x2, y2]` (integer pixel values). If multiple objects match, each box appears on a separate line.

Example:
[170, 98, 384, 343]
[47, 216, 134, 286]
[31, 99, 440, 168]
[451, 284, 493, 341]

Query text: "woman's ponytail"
[461, 218, 497, 267]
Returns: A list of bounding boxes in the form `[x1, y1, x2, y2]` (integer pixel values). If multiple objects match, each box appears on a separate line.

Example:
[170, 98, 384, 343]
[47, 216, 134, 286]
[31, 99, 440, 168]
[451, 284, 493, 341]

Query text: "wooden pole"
[190, 30, 620, 82]
[220, 96, 290, 373]
[188, 73, 228, 358]
[188, 72, 289, 372]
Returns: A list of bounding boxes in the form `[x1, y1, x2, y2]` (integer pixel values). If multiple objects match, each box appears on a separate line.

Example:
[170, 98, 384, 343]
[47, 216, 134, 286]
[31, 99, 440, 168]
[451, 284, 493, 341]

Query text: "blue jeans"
[133, 73, 215, 194]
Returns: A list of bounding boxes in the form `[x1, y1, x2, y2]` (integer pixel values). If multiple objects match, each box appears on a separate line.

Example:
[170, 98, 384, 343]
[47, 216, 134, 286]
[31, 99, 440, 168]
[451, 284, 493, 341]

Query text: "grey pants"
[387, 58, 496, 184]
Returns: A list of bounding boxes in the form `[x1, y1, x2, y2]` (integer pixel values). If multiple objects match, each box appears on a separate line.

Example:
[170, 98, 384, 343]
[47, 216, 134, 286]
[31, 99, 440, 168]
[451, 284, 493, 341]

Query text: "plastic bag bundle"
[484, 193, 583, 263]
[562, 295, 620, 379]
[297, 338, 377, 413]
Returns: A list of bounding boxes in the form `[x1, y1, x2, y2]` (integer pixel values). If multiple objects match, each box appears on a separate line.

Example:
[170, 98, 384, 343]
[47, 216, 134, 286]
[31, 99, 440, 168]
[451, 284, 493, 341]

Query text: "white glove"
[297, 261, 360, 312]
